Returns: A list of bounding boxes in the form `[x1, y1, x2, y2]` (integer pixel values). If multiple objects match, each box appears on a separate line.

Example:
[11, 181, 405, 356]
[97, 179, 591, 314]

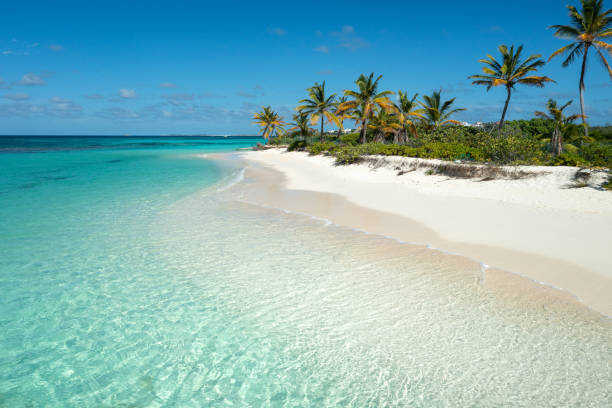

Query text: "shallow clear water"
[1, 137, 611, 407]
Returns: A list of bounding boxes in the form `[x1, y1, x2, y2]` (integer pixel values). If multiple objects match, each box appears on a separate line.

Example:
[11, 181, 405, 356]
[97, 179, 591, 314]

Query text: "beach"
[239, 148, 612, 316]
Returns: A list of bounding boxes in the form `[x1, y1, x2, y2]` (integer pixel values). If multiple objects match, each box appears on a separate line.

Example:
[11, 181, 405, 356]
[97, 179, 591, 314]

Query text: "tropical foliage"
[393, 91, 423, 143]
[549, 0, 612, 136]
[252, 106, 284, 140]
[338, 73, 396, 143]
[253, 1, 612, 174]
[419, 90, 465, 131]
[469, 44, 554, 131]
[297, 81, 338, 141]
[535, 99, 585, 155]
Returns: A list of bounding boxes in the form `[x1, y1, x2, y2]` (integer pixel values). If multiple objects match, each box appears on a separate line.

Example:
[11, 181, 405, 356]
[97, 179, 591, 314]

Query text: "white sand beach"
[238, 148, 612, 316]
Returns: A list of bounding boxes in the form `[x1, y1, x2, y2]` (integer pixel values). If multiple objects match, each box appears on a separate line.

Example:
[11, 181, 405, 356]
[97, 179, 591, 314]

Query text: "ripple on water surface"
[1, 158, 611, 407]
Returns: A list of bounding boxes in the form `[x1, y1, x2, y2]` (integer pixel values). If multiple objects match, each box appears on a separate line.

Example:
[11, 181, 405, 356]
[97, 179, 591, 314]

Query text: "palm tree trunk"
[262, 125, 270, 141]
[579, 45, 589, 138]
[552, 125, 562, 156]
[337, 119, 343, 139]
[361, 119, 368, 144]
[320, 114, 325, 142]
[499, 86, 512, 135]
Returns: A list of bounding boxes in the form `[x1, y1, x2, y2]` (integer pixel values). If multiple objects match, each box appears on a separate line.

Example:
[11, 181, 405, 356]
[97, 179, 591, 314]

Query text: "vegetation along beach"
[1, 0, 611, 406]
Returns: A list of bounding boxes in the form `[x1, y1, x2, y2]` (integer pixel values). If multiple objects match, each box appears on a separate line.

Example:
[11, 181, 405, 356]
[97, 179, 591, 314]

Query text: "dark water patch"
[42, 175, 72, 181]
[17, 183, 38, 190]
[106, 159, 123, 164]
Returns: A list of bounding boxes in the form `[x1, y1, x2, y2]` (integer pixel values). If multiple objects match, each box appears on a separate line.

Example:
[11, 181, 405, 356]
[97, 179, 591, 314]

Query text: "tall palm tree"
[420, 90, 466, 130]
[252, 106, 285, 140]
[334, 96, 351, 138]
[469, 44, 555, 132]
[549, 0, 612, 137]
[535, 99, 585, 155]
[338, 73, 396, 143]
[393, 91, 423, 143]
[297, 81, 338, 141]
[288, 111, 313, 142]
[368, 108, 402, 142]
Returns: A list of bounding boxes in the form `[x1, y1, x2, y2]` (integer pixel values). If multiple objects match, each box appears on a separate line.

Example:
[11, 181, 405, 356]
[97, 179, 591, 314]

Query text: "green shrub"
[307, 141, 336, 155]
[480, 136, 545, 164]
[578, 143, 612, 168]
[333, 146, 363, 165]
[340, 132, 361, 146]
[549, 152, 585, 167]
[287, 140, 308, 152]
[563, 143, 578, 154]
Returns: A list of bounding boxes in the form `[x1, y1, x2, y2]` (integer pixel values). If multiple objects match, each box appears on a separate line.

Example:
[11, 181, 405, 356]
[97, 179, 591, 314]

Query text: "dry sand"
[236, 149, 612, 316]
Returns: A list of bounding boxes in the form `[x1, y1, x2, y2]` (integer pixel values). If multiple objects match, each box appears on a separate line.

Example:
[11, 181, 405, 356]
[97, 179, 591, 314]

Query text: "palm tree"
[420, 90, 466, 130]
[549, 0, 612, 137]
[535, 99, 585, 155]
[393, 91, 423, 143]
[338, 73, 396, 143]
[334, 96, 351, 139]
[368, 109, 402, 142]
[297, 81, 338, 141]
[288, 111, 313, 142]
[469, 44, 555, 132]
[252, 106, 285, 140]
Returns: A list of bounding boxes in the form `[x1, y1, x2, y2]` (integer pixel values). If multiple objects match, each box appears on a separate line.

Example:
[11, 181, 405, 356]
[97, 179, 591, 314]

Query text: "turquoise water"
[1, 137, 611, 407]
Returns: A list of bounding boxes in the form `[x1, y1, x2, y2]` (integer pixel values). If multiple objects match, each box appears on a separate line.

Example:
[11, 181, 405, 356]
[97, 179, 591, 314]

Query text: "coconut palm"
[338, 73, 396, 143]
[548, 0, 612, 137]
[535, 99, 585, 155]
[420, 90, 466, 130]
[288, 111, 314, 142]
[334, 96, 351, 138]
[368, 109, 402, 142]
[469, 44, 555, 132]
[252, 106, 285, 140]
[297, 81, 339, 141]
[393, 91, 423, 143]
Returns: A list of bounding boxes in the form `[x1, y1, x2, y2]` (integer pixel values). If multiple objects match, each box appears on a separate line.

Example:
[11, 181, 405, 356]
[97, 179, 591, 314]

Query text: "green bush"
[339, 132, 361, 146]
[333, 146, 363, 165]
[578, 143, 612, 168]
[307, 141, 337, 155]
[549, 152, 585, 167]
[287, 140, 308, 152]
[480, 136, 546, 164]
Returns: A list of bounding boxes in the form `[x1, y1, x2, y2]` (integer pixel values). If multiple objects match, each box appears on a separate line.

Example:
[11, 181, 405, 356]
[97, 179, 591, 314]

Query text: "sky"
[1, 0, 611, 135]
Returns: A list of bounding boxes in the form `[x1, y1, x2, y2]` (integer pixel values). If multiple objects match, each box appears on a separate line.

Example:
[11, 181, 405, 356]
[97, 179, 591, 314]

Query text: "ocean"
[1, 136, 610, 407]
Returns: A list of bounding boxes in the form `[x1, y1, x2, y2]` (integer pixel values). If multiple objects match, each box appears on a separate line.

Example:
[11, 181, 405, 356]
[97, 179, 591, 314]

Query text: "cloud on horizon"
[19, 73, 46, 86]
[266, 27, 287, 37]
[313, 45, 329, 53]
[48, 44, 64, 51]
[119, 88, 136, 99]
[2, 93, 30, 101]
[331, 26, 368, 51]
[160, 82, 176, 88]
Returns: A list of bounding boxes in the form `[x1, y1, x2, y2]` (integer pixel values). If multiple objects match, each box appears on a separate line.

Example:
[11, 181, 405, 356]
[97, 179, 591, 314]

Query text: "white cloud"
[2, 50, 13, 55]
[97, 107, 140, 119]
[19, 73, 46, 86]
[160, 82, 176, 88]
[2, 93, 29, 101]
[331, 25, 368, 50]
[84, 94, 105, 100]
[314, 45, 329, 53]
[119, 88, 136, 99]
[266, 27, 287, 36]
[48, 44, 64, 51]
[161, 93, 194, 105]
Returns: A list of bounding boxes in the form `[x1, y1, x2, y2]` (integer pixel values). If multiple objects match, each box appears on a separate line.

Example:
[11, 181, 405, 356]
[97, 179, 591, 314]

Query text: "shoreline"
[232, 149, 612, 316]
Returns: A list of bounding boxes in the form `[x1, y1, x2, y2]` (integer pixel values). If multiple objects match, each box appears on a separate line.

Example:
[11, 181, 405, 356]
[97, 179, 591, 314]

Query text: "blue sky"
[1, 0, 611, 135]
